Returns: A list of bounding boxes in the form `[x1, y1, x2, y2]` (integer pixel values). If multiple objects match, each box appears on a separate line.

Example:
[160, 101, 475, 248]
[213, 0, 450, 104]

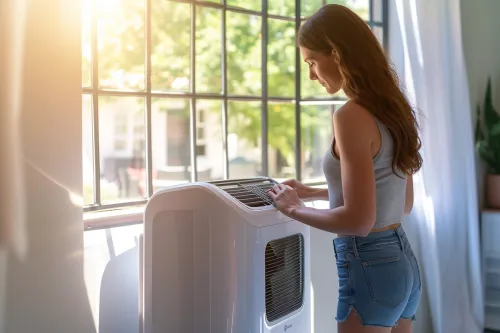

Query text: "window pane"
[99, 96, 146, 204]
[151, 1, 191, 92]
[268, 103, 296, 181]
[301, 104, 335, 183]
[228, 101, 262, 178]
[227, 13, 262, 96]
[196, 100, 224, 181]
[301, 0, 322, 17]
[373, 0, 383, 22]
[227, 0, 261, 12]
[268, 19, 295, 98]
[97, 0, 145, 90]
[83, 95, 94, 205]
[151, 99, 191, 192]
[196, 7, 222, 94]
[373, 26, 384, 47]
[82, 0, 92, 87]
[269, 0, 295, 17]
[326, 0, 369, 21]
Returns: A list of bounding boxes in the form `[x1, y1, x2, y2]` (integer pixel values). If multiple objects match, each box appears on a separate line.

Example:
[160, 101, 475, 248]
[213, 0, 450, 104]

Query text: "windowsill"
[84, 206, 144, 231]
[83, 181, 328, 230]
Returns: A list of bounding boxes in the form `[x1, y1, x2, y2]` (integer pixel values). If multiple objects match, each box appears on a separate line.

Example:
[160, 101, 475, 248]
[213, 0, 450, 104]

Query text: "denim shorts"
[333, 225, 422, 328]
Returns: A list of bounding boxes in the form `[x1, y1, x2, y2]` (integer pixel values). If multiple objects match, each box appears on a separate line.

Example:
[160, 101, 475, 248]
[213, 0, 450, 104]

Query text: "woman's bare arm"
[304, 187, 330, 201]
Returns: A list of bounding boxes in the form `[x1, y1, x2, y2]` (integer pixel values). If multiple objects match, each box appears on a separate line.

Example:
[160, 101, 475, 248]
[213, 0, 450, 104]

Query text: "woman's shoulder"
[333, 101, 377, 133]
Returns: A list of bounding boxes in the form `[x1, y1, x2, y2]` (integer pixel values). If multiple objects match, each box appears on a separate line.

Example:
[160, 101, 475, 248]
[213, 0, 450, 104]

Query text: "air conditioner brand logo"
[284, 324, 292, 332]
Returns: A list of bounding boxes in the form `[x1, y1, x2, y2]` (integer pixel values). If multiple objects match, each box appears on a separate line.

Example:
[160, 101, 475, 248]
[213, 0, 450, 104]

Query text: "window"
[196, 108, 207, 157]
[82, 0, 387, 212]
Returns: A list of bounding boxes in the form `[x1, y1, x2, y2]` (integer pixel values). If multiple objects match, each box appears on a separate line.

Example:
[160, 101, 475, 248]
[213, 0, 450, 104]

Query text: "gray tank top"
[322, 117, 407, 230]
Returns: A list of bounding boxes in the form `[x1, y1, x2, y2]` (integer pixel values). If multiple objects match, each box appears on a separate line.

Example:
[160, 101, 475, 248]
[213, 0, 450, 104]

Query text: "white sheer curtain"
[0, 1, 28, 332]
[0, 0, 27, 256]
[389, 1, 484, 333]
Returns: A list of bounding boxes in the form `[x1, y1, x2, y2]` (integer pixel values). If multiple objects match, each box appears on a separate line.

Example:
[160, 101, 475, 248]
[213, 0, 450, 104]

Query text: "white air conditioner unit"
[141, 177, 311, 333]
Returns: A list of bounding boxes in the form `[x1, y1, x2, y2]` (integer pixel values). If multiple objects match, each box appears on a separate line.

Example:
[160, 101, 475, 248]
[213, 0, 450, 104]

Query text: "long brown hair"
[297, 4, 422, 176]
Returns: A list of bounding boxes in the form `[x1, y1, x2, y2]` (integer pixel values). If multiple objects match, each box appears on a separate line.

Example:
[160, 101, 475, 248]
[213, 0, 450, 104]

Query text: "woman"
[268, 4, 422, 333]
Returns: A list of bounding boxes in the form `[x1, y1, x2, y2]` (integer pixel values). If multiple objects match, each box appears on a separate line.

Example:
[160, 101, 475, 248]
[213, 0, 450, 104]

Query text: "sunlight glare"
[24, 157, 84, 208]
[81, 0, 92, 64]
[83, 0, 121, 14]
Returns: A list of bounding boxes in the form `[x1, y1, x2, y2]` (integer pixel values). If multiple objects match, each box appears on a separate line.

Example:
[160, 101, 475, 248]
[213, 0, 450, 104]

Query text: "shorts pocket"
[412, 254, 422, 291]
[336, 258, 352, 295]
[362, 256, 409, 307]
[337, 263, 351, 296]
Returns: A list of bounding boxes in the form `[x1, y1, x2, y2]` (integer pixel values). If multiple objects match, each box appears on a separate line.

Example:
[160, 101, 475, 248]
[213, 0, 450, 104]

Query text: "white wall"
[461, 0, 500, 207]
[2, 0, 96, 332]
[462, 0, 500, 111]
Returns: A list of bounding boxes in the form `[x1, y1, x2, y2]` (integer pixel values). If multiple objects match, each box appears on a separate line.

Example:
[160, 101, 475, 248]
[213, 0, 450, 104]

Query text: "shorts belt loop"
[333, 239, 338, 260]
[351, 236, 360, 259]
[395, 230, 404, 251]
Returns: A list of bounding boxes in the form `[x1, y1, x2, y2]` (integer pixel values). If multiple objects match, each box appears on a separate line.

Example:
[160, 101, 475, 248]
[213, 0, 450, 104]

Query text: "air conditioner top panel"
[145, 177, 300, 228]
[208, 177, 278, 209]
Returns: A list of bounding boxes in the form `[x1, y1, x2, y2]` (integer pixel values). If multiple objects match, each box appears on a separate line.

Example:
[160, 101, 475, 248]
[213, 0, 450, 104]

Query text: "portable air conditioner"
[141, 177, 311, 333]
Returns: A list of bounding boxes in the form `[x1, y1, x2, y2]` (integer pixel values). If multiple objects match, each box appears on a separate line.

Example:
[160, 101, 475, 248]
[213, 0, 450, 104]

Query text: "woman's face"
[300, 47, 342, 95]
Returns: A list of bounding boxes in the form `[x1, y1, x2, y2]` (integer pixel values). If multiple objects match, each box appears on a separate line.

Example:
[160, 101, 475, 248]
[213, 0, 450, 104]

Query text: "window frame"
[82, 0, 388, 215]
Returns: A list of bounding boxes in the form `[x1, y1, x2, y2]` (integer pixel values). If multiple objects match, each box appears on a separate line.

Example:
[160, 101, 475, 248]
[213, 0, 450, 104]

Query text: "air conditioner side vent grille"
[209, 177, 277, 208]
[265, 234, 304, 322]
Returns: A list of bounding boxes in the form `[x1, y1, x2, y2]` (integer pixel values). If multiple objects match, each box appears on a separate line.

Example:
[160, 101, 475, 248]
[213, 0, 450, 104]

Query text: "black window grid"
[82, 0, 388, 212]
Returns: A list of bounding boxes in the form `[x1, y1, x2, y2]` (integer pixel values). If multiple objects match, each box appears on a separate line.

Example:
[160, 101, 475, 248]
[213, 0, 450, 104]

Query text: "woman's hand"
[268, 184, 302, 217]
[282, 179, 329, 201]
[282, 179, 314, 199]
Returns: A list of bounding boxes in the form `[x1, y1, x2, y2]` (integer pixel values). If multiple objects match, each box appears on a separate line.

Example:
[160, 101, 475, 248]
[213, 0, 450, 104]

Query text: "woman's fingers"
[269, 184, 292, 195]
[267, 186, 278, 197]
[268, 190, 276, 200]
[268, 184, 284, 199]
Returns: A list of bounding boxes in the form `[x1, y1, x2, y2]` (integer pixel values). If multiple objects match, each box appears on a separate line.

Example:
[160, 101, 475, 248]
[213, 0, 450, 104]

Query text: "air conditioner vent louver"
[209, 177, 277, 208]
[265, 234, 304, 322]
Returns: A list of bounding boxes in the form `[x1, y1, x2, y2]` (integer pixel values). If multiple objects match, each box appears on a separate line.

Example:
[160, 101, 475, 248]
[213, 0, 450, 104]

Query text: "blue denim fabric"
[333, 225, 422, 328]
